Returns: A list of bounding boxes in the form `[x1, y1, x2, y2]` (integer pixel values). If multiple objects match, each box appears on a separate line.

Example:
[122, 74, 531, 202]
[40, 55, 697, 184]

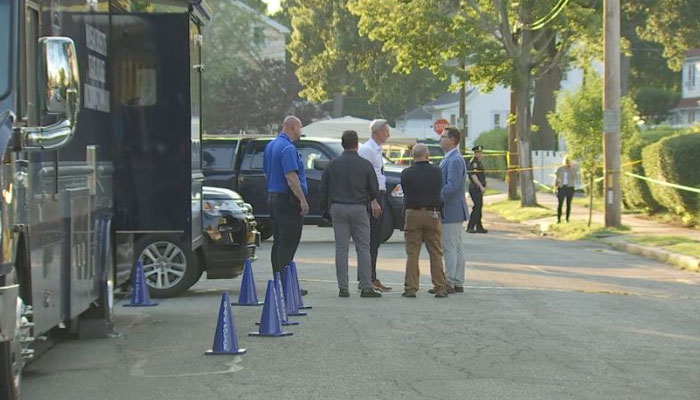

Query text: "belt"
[269, 192, 290, 197]
[407, 206, 440, 211]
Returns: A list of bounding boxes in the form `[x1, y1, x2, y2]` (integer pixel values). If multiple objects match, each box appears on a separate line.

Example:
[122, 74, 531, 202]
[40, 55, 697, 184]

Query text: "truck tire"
[380, 210, 394, 243]
[258, 220, 273, 241]
[0, 339, 19, 400]
[133, 235, 202, 298]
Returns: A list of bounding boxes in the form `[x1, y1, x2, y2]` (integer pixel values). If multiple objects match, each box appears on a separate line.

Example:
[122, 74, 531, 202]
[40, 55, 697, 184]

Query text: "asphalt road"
[23, 218, 700, 400]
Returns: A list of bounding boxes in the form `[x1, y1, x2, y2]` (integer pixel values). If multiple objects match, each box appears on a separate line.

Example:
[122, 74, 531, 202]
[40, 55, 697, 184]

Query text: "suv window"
[0, 0, 11, 98]
[202, 142, 237, 170]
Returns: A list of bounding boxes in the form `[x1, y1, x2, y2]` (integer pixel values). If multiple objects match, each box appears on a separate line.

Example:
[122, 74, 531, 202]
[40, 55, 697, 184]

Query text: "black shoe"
[428, 288, 436, 294]
[476, 228, 488, 233]
[301, 289, 308, 296]
[401, 291, 417, 298]
[339, 289, 350, 298]
[454, 286, 464, 293]
[466, 228, 477, 233]
[360, 289, 382, 298]
[434, 291, 448, 298]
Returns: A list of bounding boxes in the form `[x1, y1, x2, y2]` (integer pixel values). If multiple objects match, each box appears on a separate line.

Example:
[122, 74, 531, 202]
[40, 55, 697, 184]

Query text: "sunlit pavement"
[24, 223, 700, 400]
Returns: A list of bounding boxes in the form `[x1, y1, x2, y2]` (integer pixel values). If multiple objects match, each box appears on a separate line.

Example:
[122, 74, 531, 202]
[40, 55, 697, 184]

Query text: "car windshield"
[0, 0, 11, 98]
[326, 141, 395, 164]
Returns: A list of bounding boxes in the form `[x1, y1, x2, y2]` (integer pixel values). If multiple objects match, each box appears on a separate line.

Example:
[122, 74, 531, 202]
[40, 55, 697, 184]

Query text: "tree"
[548, 71, 639, 225]
[287, 0, 447, 121]
[349, 0, 600, 206]
[202, 1, 322, 133]
[630, 0, 700, 71]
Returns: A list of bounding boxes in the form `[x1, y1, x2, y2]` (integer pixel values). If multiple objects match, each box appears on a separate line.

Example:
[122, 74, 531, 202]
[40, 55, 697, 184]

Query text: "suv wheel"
[133, 235, 202, 298]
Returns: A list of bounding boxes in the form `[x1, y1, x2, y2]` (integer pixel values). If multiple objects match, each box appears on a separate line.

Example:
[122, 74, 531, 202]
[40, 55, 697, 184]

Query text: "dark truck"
[1, 1, 257, 397]
[203, 135, 406, 242]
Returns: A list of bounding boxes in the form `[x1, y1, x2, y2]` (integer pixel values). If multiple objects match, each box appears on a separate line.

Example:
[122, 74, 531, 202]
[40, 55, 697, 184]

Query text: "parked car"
[383, 141, 445, 165]
[202, 135, 405, 243]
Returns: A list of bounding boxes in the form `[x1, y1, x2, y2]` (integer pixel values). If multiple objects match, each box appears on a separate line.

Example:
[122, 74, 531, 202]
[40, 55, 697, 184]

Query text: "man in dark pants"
[358, 119, 392, 291]
[400, 144, 448, 298]
[467, 145, 488, 234]
[320, 130, 382, 298]
[263, 116, 309, 294]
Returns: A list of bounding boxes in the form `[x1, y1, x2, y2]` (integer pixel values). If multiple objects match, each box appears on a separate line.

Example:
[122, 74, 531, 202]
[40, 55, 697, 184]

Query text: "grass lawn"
[627, 235, 700, 258]
[543, 220, 630, 241]
[484, 200, 556, 222]
[484, 188, 501, 196]
[572, 195, 604, 212]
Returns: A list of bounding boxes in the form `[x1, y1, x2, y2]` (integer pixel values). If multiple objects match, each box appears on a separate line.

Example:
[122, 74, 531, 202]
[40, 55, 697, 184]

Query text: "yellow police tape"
[624, 172, 700, 194]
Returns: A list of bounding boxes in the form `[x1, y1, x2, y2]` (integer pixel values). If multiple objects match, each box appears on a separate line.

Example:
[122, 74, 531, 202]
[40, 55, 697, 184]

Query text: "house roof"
[425, 92, 460, 107]
[684, 49, 700, 58]
[232, 0, 290, 34]
[673, 97, 700, 110]
[397, 107, 432, 121]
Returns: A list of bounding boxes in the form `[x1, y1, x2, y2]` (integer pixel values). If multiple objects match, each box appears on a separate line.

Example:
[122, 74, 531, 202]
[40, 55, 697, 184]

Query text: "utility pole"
[604, 0, 621, 227]
[459, 59, 467, 152]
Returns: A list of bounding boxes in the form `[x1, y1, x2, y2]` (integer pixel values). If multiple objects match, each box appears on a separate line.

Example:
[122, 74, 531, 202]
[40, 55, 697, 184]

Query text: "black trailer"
[0, 1, 256, 398]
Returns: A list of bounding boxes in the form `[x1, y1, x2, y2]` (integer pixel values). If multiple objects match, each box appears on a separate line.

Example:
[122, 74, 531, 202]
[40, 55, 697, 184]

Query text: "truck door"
[190, 19, 203, 249]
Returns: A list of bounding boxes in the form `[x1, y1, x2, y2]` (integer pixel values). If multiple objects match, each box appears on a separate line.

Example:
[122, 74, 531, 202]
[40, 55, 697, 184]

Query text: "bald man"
[399, 144, 448, 298]
[263, 116, 309, 290]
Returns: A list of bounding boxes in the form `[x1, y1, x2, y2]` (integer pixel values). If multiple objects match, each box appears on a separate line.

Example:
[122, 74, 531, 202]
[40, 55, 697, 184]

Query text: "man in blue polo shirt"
[263, 116, 309, 290]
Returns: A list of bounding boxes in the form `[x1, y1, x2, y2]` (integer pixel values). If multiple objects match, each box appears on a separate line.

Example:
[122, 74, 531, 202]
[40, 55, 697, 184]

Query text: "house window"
[689, 110, 697, 124]
[687, 63, 697, 89]
[493, 113, 501, 129]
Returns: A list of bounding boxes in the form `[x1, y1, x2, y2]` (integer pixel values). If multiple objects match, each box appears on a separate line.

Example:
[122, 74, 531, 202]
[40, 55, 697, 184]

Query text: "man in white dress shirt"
[357, 119, 393, 291]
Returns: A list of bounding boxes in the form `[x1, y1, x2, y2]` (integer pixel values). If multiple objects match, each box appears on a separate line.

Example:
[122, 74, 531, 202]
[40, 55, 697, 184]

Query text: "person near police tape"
[400, 144, 449, 298]
[357, 119, 392, 292]
[263, 115, 309, 294]
[438, 127, 469, 293]
[466, 145, 488, 234]
[320, 130, 383, 298]
[554, 156, 577, 223]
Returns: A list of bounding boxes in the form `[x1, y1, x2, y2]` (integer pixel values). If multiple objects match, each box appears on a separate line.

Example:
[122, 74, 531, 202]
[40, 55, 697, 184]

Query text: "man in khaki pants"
[400, 144, 448, 298]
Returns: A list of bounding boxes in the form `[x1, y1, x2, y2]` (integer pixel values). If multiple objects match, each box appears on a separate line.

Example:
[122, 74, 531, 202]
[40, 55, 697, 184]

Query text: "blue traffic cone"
[232, 259, 263, 306]
[283, 265, 306, 317]
[249, 281, 292, 337]
[290, 262, 312, 310]
[257, 272, 298, 326]
[124, 261, 158, 307]
[206, 292, 247, 355]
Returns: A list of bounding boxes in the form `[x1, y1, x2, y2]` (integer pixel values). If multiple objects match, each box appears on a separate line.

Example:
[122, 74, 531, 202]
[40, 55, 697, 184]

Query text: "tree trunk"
[507, 89, 519, 200]
[515, 75, 537, 207]
[331, 92, 344, 118]
[532, 65, 561, 150]
[588, 173, 593, 227]
[620, 53, 631, 97]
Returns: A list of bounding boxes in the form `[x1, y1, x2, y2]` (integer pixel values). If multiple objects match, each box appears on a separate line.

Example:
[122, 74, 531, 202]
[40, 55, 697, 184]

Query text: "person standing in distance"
[320, 130, 383, 298]
[357, 119, 392, 292]
[466, 145, 488, 234]
[438, 127, 468, 294]
[554, 156, 577, 223]
[400, 144, 449, 298]
[263, 116, 309, 294]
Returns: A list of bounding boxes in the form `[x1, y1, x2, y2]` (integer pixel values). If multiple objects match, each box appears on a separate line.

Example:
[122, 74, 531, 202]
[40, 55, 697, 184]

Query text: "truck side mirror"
[20, 37, 80, 150]
[313, 159, 329, 171]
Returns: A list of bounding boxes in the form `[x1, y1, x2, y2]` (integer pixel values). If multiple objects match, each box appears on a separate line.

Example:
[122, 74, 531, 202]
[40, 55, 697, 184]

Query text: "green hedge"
[622, 143, 660, 212]
[474, 128, 508, 180]
[641, 132, 700, 225]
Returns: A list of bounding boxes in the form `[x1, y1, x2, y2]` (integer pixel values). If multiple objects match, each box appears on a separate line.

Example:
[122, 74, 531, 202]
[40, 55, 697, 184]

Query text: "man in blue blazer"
[438, 127, 468, 293]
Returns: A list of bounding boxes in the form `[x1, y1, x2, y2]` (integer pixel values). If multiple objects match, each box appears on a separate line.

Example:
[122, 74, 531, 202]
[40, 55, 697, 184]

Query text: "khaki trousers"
[403, 209, 447, 293]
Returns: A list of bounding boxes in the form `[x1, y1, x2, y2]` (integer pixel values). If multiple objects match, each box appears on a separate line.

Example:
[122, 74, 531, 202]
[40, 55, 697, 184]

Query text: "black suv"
[202, 135, 406, 242]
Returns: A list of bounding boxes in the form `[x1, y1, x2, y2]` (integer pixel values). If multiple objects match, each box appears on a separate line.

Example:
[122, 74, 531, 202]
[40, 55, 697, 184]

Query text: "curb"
[605, 239, 700, 273]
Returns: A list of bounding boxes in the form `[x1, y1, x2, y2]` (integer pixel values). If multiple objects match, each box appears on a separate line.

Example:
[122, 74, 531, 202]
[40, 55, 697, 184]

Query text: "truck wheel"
[134, 235, 202, 298]
[258, 221, 273, 241]
[0, 295, 29, 400]
[380, 211, 394, 243]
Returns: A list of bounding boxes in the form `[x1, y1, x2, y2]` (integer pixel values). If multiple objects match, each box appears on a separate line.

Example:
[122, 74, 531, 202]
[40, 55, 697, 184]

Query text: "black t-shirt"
[401, 161, 443, 208]
[468, 157, 486, 187]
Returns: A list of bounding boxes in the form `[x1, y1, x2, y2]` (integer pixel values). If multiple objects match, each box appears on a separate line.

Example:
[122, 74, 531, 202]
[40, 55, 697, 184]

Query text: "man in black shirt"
[467, 145, 488, 233]
[320, 131, 383, 298]
[400, 144, 448, 298]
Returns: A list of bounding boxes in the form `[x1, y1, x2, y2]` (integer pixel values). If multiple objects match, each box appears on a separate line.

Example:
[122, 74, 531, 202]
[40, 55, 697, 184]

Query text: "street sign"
[433, 118, 449, 135]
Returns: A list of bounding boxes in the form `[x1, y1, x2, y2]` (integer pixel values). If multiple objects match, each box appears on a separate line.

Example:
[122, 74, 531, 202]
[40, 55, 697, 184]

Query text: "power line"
[521, 0, 571, 31]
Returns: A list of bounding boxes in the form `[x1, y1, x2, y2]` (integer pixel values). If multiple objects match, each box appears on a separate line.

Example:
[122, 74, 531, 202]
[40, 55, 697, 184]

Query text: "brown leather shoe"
[446, 286, 456, 294]
[373, 279, 392, 291]
[454, 286, 464, 293]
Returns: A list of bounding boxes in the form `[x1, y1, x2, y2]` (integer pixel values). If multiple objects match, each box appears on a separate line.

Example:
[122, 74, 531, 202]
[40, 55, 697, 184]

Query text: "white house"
[671, 49, 700, 126]
[232, 0, 290, 63]
[397, 67, 586, 146]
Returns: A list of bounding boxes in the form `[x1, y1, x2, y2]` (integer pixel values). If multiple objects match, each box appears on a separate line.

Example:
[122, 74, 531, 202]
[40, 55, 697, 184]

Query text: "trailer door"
[190, 19, 203, 249]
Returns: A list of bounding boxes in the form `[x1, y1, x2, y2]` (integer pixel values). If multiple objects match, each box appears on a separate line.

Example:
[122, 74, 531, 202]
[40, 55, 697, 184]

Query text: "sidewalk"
[481, 180, 700, 272]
